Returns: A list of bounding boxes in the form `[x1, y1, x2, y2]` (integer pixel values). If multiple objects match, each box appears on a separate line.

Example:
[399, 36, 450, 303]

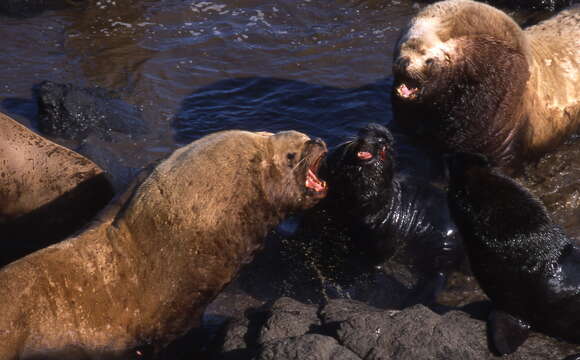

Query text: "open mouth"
[357, 151, 373, 161]
[396, 83, 420, 100]
[305, 152, 328, 197]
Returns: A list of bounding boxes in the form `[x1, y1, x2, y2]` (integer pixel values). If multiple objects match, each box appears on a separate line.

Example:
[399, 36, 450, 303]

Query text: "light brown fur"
[394, 0, 580, 163]
[0, 113, 113, 263]
[0, 130, 327, 359]
[0, 113, 110, 220]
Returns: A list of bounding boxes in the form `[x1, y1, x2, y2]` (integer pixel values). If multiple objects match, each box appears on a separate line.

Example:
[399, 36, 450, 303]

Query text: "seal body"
[323, 123, 463, 304]
[447, 152, 580, 354]
[0, 130, 327, 359]
[392, 0, 580, 170]
[0, 113, 114, 264]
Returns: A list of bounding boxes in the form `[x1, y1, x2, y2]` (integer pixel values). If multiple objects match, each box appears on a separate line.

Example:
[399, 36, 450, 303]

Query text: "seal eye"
[425, 58, 434, 66]
[287, 152, 296, 167]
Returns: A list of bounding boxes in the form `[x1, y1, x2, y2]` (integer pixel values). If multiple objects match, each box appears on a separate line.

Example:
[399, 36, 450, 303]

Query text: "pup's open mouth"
[396, 83, 420, 100]
[357, 151, 373, 160]
[305, 152, 327, 197]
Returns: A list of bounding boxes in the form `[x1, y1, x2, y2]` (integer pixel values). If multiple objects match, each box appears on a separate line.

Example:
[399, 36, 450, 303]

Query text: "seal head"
[393, 0, 580, 170]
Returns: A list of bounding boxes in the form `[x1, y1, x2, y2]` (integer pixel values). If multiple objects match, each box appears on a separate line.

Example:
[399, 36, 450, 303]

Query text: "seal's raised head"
[393, 0, 527, 103]
[392, 0, 580, 169]
[326, 123, 395, 205]
[264, 130, 328, 211]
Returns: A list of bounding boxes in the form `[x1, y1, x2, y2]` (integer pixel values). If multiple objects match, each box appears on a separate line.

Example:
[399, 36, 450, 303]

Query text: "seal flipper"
[489, 309, 531, 355]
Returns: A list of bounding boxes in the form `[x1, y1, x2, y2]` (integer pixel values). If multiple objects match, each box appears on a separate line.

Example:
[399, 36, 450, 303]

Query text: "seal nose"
[393, 56, 411, 74]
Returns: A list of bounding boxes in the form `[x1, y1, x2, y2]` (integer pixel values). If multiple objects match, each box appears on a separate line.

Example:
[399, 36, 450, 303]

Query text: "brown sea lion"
[392, 0, 580, 170]
[0, 113, 114, 264]
[0, 129, 328, 359]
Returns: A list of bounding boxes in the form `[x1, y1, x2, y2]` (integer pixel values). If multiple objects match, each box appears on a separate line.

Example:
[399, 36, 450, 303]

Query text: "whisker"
[291, 156, 309, 173]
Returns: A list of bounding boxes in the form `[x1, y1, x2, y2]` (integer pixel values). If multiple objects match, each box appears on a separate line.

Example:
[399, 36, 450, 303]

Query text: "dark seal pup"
[0, 112, 114, 264]
[323, 123, 463, 303]
[447, 152, 580, 355]
[392, 0, 580, 170]
[0, 129, 327, 359]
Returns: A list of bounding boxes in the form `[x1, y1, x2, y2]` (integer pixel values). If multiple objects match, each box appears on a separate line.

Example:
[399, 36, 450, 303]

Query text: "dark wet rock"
[217, 308, 269, 357]
[35, 80, 146, 141]
[331, 303, 487, 359]
[0, 0, 84, 17]
[211, 297, 580, 360]
[256, 334, 361, 360]
[257, 298, 322, 344]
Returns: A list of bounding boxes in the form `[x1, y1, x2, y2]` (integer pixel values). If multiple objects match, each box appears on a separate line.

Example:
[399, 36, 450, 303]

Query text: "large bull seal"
[392, 0, 580, 170]
[0, 129, 328, 359]
[0, 113, 113, 264]
[447, 152, 580, 355]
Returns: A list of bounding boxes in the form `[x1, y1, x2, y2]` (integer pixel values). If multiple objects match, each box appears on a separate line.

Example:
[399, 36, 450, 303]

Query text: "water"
[0, 0, 579, 356]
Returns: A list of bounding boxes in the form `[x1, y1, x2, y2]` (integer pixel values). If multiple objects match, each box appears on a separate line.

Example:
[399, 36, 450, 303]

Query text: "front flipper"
[488, 309, 531, 355]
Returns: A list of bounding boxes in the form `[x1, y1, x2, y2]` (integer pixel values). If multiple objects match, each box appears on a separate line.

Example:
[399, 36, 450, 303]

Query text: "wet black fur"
[393, 35, 530, 169]
[447, 152, 580, 352]
[323, 123, 463, 302]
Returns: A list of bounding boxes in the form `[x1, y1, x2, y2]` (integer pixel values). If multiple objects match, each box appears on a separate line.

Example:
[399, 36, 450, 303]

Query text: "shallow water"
[0, 0, 579, 357]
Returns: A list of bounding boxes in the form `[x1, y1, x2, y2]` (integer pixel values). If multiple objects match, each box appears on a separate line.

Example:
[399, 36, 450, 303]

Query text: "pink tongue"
[357, 151, 373, 160]
[306, 169, 326, 192]
[399, 84, 417, 98]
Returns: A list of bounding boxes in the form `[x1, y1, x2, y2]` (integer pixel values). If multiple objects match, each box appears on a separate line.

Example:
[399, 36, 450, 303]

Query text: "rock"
[35, 80, 146, 141]
[334, 304, 487, 360]
[258, 297, 321, 345]
[212, 297, 580, 360]
[255, 334, 361, 360]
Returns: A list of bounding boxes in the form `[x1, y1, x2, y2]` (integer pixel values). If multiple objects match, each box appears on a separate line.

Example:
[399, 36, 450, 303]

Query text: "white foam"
[111, 21, 133, 28]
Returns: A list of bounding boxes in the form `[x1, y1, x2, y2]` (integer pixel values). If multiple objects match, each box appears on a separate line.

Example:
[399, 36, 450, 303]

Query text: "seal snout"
[393, 56, 416, 96]
[353, 124, 393, 163]
[304, 139, 328, 199]
[393, 56, 411, 74]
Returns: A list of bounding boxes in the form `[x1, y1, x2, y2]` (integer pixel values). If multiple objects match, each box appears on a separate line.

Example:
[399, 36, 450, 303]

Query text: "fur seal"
[322, 123, 463, 304]
[0, 112, 114, 264]
[447, 152, 580, 355]
[392, 0, 580, 170]
[0, 129, 328, 359]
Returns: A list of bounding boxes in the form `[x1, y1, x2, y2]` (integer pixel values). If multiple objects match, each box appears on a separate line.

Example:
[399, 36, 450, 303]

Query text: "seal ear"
[488, 309, 531, 355]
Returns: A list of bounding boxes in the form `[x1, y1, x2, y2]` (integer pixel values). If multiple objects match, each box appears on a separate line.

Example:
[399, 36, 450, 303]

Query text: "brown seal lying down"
[0, 112, 114, 264]
[0, 129, 328, 359]
[392, 0, 580, 170]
